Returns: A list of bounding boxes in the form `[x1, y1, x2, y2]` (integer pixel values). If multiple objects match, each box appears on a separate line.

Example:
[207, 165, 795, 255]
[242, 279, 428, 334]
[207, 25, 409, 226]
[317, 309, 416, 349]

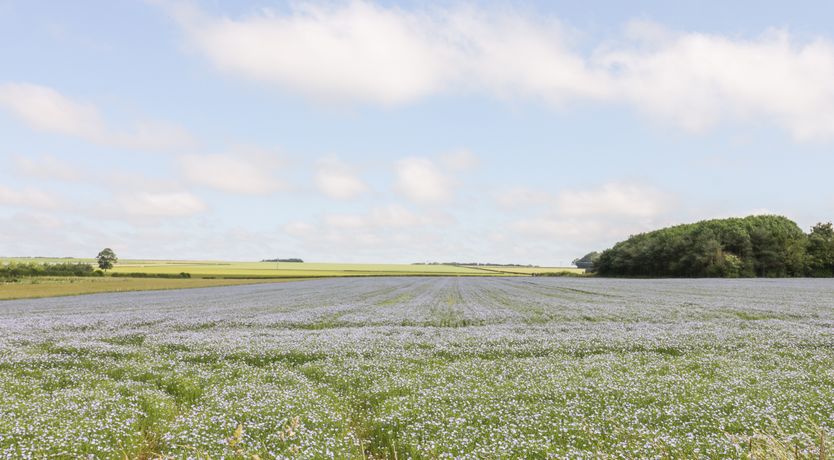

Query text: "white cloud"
[555, 182, 671, 217]
[119, 192, 206, 217]
[511, 218, 609, 241]
[0, 82, 194, 150]
[169, 2, 607, 106]
[0, 212, 100, 257]
[599, 26, 834, 140]
[322, 213, 366, 229]
[450, 9, 610, 103]
[495, 182, 670, 217]
[12, 154, 82, 181]
[441, 149, 480, 171]
[507, 215, 661, 265]
[494, 187, 550, 210]
[171, 1, 452, 105]
[168, 3, 834, 140]
[296, 206, 428, 236]
[0, 83, 103, 139]
[113, 120, 195, 151]
[319, 204, 436, 229]
[505, 181, 674, 256]
[394, 157, 453, 204]
[369, 204, 438, 227]
[283, 204, 453, 260]
[0, 185, 59, 209]
[179, 153, 283, 195]
[0, 211, 296, 261]
[283, 221, 316, 237]
[314, 157, 369, 199]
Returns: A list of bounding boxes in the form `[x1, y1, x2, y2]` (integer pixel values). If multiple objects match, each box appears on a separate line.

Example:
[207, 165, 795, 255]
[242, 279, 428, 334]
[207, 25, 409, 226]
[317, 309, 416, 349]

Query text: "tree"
[594, 215, 809, 278]
[96, 248, 118, 272]
[572, 252, 600, 271]
[749, 226, 783, 277]
[807, 222, 834, 277]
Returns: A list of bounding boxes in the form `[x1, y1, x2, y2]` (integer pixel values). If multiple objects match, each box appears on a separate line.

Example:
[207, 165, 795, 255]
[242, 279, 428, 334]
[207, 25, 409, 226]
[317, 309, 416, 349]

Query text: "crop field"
[1, 258, 515, 278]
[108, 261, 493, 278]
[1, 277, 833, 458]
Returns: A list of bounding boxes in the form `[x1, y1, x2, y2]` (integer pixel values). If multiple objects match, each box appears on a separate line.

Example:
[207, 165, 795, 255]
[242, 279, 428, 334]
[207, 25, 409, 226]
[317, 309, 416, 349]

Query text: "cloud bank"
[0, 83, 194, 150]
[395, 157, 454, 204]
[314, 157, 369, 200]
[169, 2, 834, 140]
[179, 152, 284, 195]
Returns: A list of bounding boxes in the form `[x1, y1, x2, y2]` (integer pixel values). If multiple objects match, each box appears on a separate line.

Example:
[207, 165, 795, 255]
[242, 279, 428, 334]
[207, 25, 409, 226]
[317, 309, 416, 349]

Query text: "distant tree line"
[0, 262, 100, 280]
[591, 215, 834, 278]
[414, 262, 540, 267]
[1, 248, 123, 280]
[111, 272, 191, 279]
[532, 271, 587, 278]
[0, 248, 199, 281]
[261, 258, 304, 263]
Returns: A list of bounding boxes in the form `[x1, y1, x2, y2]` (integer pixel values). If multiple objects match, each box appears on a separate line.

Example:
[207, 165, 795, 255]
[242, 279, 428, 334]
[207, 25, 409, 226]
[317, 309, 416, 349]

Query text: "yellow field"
[108, 261, 497, 277]
[0, 259, 510, 278]
[0, 258, 584, 278]
[0, 276, 294, 300]
[107, 262, 587, 277]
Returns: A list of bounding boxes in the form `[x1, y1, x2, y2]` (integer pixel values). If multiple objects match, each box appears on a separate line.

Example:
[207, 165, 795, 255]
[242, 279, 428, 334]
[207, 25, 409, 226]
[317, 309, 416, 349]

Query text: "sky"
[1, 0, 834, 265]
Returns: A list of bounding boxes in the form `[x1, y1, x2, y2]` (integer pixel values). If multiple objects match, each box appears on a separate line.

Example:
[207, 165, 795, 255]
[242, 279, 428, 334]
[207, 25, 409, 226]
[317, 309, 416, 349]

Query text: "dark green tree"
[572, 252, 601, 270]
[595, 215, 809, 278]
[749, 226, 784, 277]
[96, 248, 118, 272]
[807, 222, 834, 277]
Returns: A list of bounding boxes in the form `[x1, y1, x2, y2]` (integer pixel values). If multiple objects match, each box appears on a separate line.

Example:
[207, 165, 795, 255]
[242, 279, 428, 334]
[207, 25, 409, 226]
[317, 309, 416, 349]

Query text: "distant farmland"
[109, 260, 498, 277]
[0, 258, 583, 299]
[1, 258, 582, 278]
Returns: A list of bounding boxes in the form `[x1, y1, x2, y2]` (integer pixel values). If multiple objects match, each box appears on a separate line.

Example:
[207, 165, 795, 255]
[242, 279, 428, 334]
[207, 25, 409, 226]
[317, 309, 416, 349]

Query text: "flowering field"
[1, 277, 832, 459]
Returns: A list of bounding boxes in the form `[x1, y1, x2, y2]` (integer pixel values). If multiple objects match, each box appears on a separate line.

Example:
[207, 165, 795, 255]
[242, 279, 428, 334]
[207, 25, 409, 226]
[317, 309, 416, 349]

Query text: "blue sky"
[1, 0, 833, 265]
